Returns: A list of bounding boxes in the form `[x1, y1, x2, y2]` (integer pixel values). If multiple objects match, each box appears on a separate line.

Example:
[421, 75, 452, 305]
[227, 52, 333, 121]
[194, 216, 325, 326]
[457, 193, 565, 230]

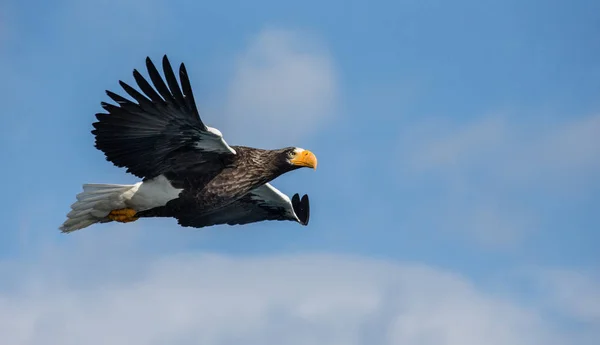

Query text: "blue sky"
[1, 0, 599, 343]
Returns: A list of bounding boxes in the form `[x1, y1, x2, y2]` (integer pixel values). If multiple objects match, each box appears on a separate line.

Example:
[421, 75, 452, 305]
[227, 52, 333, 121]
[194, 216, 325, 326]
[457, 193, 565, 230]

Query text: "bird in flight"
[60, 55, 317, 233]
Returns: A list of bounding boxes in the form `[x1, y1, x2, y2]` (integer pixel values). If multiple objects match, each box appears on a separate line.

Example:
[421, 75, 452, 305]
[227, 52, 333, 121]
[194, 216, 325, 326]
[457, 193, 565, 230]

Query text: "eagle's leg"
[108, 208, 139, 223]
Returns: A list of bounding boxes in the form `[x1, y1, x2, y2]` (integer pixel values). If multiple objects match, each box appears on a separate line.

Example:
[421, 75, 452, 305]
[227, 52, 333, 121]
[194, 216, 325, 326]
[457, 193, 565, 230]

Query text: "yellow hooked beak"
[290, 149, 318, 170]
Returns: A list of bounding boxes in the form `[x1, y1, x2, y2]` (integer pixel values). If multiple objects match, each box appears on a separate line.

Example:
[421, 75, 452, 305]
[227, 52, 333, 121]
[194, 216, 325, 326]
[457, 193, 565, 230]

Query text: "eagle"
[59, 55, 317, 233]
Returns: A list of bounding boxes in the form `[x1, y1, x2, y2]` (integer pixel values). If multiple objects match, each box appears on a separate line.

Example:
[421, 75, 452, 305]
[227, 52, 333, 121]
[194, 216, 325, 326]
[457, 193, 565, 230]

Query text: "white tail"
[59, 183, 140, 233]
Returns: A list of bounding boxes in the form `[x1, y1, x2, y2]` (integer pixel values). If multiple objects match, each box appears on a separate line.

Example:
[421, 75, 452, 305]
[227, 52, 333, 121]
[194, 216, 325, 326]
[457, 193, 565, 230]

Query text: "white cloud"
[0, 249, 595, 345]
[224, 28, 338, 148]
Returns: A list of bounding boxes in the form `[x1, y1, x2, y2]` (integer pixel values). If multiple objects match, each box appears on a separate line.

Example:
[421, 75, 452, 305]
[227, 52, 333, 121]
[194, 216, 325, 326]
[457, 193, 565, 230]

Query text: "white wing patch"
[249, 183, 299, 222]
[194, 126, 237, 154]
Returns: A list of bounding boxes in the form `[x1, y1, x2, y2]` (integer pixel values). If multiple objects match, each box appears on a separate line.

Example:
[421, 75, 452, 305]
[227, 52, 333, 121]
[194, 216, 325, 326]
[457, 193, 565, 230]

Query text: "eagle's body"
[59, 56, 316, 233]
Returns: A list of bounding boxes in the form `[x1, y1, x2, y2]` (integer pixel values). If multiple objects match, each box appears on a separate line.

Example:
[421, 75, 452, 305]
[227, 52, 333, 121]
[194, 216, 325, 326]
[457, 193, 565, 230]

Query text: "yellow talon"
[108, 208, 139, 223]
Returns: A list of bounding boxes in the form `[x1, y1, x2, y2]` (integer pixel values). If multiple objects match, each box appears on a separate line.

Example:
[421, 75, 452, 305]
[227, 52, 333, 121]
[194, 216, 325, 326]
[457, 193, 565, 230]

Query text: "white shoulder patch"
[195, 126, 237, 154]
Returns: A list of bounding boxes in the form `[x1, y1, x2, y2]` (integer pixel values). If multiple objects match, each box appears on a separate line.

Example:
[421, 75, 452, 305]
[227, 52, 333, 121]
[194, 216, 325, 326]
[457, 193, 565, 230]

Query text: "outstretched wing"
[92, 55, 236, 180]
[175, 183, 310, 228]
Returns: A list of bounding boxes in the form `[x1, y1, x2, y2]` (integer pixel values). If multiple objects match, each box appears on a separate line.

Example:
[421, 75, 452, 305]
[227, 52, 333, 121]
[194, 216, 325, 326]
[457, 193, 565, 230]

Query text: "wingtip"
[301, 194, 310, 226]
[145, 56, 158, 70]
[104, 89, 117, 101]
[93, 112, 106, 122]
[162, 54, 171, 67]
[291, 193, 310, 226]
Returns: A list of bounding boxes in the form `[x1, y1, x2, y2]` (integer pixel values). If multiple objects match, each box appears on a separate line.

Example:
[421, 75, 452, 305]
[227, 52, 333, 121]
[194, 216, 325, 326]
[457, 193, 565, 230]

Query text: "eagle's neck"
[196, 147, 293, 207]
[238, 147, 294, 181]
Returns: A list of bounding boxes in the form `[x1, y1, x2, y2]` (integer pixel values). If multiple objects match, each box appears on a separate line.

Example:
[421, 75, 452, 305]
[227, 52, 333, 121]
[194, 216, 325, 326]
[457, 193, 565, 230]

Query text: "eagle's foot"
[108, 208, 139, 223]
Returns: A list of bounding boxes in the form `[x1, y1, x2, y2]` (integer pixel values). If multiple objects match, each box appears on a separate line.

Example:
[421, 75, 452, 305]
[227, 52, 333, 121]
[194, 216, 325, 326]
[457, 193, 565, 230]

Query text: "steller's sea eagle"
[59, 55, 317, 233]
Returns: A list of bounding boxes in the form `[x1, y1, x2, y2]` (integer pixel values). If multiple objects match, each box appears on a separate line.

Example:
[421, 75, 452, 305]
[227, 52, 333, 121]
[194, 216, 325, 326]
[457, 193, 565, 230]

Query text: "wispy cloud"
[0, 248, 595, 345]
[400, 113, 600, 188]
[396, 113, 600, 246]
[531, 269, 600, 324]
[225, 28, 338, 148]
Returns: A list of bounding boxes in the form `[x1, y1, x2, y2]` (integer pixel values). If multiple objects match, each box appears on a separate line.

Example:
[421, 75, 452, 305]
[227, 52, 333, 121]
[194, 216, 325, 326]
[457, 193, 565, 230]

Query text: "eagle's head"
[281, 147, 318, 171]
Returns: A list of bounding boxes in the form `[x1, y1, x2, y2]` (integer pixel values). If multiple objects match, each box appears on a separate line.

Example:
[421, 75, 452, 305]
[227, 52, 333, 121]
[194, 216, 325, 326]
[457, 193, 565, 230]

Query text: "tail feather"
[59, 183, 139, 233]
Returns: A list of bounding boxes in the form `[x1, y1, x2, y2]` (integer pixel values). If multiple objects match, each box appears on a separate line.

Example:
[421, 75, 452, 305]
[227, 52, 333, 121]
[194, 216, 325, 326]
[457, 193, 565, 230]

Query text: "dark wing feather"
[92, 55, 235, 179]
[175, 184, 310, 228]
[291, 193, 310, 225]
